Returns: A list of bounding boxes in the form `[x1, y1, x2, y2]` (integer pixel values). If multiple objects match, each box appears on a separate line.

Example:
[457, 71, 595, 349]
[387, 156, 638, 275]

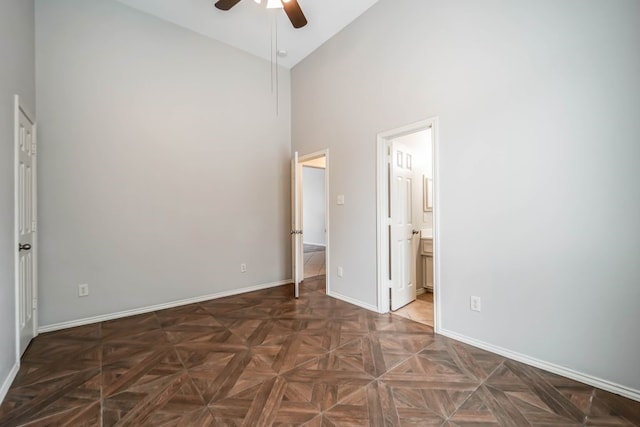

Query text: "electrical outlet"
[337, 267, 343, 278]
[78, 284, 89, 297]
[240, 263, 247, 273]
[470, 296, 481, 312]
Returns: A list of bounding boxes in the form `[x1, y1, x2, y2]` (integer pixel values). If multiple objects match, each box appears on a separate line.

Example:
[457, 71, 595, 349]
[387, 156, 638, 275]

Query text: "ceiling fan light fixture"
[215, 0, 307, 28]
[266, 0, 283, 9]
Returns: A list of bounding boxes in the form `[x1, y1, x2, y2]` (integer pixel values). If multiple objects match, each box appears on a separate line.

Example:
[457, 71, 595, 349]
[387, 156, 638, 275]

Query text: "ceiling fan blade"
[282, 0, 307, 28]
[214, 0, 242, 11]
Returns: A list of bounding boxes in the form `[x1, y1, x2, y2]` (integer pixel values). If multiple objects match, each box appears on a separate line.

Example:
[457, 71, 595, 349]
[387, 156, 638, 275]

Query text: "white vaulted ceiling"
[116, 0, 380, 68]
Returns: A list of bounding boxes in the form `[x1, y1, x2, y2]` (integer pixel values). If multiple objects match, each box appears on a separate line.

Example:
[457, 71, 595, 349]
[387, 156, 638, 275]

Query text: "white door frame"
[376, 118, 441, 331]
[298, 149, 330, 294]
[292, 151, 301, 297]
[14, 94, 38, 359]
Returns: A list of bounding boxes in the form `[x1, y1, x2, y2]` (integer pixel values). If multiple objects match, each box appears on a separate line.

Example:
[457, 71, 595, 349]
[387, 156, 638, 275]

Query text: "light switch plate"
[470, 296, 481, 312]
[337, 195, 345, 205]
[78, 284, 89, 297]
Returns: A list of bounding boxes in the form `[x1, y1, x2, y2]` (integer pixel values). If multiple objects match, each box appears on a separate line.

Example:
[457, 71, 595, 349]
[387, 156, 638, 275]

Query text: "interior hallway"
[303, 244, 325, 279]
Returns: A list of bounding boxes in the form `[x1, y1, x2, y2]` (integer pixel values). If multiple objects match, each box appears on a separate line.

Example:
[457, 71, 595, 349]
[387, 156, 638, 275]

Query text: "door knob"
[412, 230, 420, 235]
[19, 243, 31, 251]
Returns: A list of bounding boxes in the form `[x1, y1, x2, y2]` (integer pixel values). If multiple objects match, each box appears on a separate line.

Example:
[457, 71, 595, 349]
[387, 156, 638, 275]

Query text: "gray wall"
[36, 0, 291, 326]
[292, 0, 640, 392]
[0, 0, 35, 396]
[302, 166, 325, 246]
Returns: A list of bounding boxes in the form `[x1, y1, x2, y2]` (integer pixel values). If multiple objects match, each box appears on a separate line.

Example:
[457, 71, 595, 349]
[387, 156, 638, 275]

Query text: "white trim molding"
[328, 291, 378, 313]
[298, 149, 330, 297]
[38, 279, 291, 334]
[439, 328, 640, 403]
[0, 361, 20, 405]
[376, 117, 440, 327]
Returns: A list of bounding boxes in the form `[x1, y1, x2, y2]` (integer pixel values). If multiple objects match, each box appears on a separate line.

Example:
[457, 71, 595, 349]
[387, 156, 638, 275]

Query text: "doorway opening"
[295, 150, 329, 296]
[376, 118, 439, 331]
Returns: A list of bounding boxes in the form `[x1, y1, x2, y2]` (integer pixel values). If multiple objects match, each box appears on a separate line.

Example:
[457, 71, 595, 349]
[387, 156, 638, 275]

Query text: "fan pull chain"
[269, 10, 280, 116]
[275, 15, 279, 116]
[270, 11, 274, 94]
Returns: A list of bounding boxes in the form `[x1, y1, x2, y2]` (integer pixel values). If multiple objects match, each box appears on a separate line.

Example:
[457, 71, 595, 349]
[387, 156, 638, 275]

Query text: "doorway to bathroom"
[298, 151, 329, 295]
[376, 118, 439, 330]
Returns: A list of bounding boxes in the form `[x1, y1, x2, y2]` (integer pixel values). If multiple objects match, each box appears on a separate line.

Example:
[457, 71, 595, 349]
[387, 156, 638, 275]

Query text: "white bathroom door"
[15, 96, 37, 356]
[390, 142, 417, 310]
[291, 151, 303, 298]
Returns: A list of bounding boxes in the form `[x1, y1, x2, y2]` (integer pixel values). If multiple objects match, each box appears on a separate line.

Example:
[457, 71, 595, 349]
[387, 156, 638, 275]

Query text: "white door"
[390, 142, 417, 310]
[15, 96, 37, 356]
[291, 152, 303, 298]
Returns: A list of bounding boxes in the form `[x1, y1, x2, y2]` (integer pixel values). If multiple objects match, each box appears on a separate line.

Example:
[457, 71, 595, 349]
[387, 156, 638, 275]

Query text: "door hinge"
[32, 299, 37, 309]
[32, 221, 37, 232]
[32, 143, 37, 155]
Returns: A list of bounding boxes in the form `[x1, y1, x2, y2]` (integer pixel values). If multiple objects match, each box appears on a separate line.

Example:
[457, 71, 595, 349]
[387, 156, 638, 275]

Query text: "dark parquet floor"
[1, 276, 639, 426]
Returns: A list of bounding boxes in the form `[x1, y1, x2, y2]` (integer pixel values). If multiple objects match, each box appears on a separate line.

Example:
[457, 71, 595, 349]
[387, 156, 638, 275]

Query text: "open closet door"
[291, 151, 303, 298]
[15, 96, 38, 356]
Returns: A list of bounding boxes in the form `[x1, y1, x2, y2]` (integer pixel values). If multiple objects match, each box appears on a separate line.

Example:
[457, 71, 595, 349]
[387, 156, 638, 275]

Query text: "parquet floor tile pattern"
[1, 276, 638, 426]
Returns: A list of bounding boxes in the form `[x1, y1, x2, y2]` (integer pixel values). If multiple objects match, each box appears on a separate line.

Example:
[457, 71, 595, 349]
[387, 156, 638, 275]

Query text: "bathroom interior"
[391, 128, 434, 327]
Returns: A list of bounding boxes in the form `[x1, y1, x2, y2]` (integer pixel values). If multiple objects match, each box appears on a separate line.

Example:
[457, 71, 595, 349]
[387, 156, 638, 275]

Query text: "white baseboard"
[303, 242, 326, 247]
[439, 328, 640, 403]
[417, 287, 426, 296]
[0, 361, 20, 405]
[38, 279, 292, 334]
[327, 291, 378, 312]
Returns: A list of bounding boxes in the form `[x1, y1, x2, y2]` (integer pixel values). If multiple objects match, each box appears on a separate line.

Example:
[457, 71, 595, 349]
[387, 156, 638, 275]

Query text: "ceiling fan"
[214, 0, 308, 29]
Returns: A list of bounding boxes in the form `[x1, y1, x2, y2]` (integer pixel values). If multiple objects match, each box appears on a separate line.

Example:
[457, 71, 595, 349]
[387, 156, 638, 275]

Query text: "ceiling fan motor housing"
[214, 0, 308, 28]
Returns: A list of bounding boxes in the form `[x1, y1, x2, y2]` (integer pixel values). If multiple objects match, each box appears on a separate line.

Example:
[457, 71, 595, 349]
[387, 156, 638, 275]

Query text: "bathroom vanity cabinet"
[421, 238, 433, 291]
